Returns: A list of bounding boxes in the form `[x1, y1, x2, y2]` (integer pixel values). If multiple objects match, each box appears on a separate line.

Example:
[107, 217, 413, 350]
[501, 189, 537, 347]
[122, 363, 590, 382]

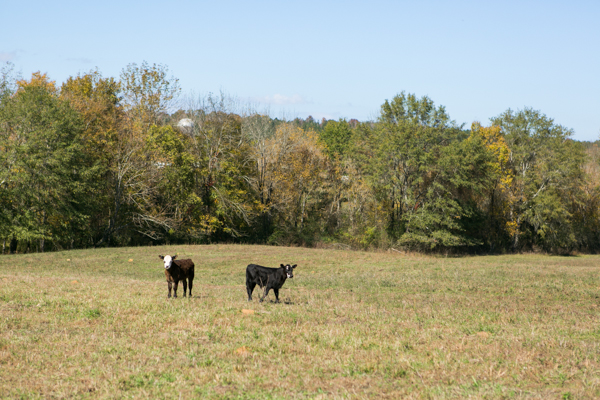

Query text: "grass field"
[1, 245, 600, 399]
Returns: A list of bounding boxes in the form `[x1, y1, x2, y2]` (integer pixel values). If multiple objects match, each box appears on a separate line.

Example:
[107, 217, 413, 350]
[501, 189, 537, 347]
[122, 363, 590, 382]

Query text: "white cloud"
[0, 51, 18, 62]
[251, 93, 310, 106]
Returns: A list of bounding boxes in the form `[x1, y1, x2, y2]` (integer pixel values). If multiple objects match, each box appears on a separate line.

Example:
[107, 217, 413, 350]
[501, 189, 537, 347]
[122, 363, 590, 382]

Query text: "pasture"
[1, 245, 599, 399]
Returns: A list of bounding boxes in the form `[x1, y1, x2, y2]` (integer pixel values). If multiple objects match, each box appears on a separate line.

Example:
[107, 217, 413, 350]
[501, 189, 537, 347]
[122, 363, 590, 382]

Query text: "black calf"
[246, 263, 297, 303]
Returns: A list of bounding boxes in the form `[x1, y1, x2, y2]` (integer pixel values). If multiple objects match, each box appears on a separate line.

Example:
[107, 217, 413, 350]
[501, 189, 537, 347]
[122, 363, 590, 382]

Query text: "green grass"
[1, 244, 600, 398]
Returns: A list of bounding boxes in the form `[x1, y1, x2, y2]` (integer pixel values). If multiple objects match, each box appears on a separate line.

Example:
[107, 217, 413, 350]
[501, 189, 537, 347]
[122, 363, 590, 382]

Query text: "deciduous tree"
[490, 108, 585, 252]
[120, 61, 180, 128]
[0, 72, 95, 251]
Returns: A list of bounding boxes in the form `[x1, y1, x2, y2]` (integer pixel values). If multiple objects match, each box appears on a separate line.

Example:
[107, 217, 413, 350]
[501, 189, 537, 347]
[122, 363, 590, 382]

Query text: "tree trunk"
[40, 210, 46, 253]
[512, 216, 521, 252]
[10, 236, 17, 254]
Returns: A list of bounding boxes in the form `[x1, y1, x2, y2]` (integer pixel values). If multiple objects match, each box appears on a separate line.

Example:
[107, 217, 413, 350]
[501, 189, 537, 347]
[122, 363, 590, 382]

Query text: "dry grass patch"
[1, 246, 600, 398]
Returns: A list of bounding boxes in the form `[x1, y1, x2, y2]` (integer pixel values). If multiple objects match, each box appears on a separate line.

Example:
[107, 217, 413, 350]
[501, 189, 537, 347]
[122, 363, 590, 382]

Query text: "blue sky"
[2, 0, 599, 140]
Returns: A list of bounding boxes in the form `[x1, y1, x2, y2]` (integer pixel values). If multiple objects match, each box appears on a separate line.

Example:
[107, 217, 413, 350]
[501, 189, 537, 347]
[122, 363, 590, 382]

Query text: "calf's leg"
[167, 281, 173, 298]
[173, 280, 179, 298]
[182, 278, 188, 298]
[260, 286, 271, 302]
[274, 288, 280, 303]
[246, 280, 256, 301]
[188, 277, 193, 297]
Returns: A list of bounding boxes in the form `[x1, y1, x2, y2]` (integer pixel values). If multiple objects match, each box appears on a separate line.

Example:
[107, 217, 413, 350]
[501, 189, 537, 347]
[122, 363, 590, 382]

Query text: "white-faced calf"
[159, 255, 195, 298]
[246, 263, 297, 303]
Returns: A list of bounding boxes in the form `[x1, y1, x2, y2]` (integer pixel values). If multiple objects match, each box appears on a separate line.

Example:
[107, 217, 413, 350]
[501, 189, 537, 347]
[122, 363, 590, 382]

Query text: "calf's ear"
[159, 255, 164, 260]
[172, 255, 178, 260]
[280, 264, 285, 268]
[292, 264, 297, 268]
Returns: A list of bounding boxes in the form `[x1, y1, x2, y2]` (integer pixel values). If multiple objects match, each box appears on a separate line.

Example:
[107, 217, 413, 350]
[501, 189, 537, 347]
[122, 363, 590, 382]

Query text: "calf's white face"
[159, 254, 177, 270]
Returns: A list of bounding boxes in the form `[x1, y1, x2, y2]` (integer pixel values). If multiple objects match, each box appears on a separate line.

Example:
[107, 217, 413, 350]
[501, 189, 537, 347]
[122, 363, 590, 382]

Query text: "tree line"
[1, 62, 599, 254]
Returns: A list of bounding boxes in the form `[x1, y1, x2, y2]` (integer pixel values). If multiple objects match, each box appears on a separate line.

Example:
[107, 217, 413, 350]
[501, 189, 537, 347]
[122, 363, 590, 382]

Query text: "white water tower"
[177, 118, 195, 135]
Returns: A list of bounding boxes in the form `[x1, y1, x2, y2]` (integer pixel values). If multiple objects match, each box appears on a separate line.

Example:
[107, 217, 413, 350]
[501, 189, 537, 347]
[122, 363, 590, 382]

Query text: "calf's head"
[281, 263, 297, 278]
[159, 255, 178, 270]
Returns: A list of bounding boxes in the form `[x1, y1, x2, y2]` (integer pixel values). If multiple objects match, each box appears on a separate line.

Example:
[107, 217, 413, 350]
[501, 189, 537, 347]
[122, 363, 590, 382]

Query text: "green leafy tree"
[370, 93, 491, 250]
[468, 122, 514, 250]
[142, 125, 196, 239]
[60, 70, 123, 245]
[85, 63, 181, 246]
[177, 93, 254, 242]
[490, 108, 585, 252]
[0, 72, 96, 251]
[380, 91, 451, 128]
[0, 62, 20, 252]
[319, 118, 353, 159]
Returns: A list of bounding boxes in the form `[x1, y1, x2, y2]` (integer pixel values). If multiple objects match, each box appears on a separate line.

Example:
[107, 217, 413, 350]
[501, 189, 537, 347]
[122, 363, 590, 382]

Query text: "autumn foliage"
[1, 63, 598, 254]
